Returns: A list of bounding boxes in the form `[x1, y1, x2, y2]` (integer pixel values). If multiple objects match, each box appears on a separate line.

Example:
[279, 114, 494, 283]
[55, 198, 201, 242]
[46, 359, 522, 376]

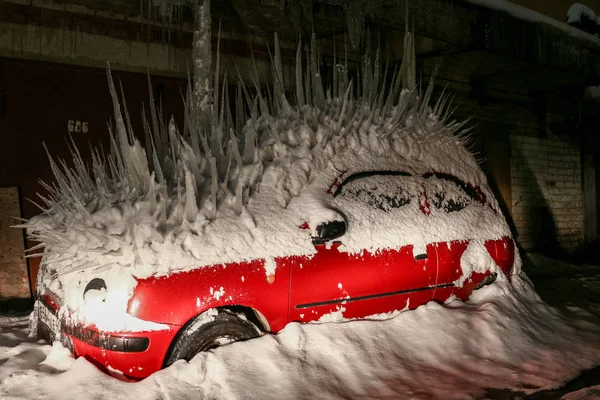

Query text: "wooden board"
[0, 187, 29, 299]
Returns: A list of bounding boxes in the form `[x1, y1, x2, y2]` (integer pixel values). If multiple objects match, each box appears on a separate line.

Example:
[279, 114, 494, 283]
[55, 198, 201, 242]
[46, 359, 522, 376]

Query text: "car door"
[289, 171, 437, 322]
[421, 173, 490, 301]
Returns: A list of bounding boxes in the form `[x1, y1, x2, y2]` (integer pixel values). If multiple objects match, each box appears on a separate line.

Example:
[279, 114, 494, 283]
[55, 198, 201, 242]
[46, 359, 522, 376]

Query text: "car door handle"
[414, 253, 428, 261]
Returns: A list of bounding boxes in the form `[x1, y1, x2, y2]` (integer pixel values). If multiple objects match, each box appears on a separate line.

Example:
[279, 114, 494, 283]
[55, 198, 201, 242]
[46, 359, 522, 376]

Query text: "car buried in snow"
[28, 37, 517, 380]
[32, 166, 515, 380]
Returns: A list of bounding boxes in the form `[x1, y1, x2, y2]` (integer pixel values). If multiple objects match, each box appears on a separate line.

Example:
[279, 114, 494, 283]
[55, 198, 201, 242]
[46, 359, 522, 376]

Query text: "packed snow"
[567, 3, 599, 25]
[1, 270, 600, 399]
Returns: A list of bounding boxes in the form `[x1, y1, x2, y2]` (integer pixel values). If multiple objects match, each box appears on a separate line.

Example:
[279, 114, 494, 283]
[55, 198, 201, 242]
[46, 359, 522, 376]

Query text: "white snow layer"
[1, 274, 600, 399]
[567, 3, 599, 25]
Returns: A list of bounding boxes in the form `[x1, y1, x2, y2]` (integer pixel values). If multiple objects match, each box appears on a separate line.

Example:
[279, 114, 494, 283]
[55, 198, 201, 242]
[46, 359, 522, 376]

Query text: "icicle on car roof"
[22, 32, 494, 278]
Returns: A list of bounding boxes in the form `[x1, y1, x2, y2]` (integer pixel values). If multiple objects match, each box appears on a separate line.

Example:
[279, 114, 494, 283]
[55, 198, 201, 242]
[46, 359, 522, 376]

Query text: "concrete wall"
[0, 21, 189, 78]
[0, 3, 296, 85]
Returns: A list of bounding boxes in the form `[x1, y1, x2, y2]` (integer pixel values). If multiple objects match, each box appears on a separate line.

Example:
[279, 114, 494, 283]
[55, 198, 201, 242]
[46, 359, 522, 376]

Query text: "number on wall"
[68, 120, 89, 133]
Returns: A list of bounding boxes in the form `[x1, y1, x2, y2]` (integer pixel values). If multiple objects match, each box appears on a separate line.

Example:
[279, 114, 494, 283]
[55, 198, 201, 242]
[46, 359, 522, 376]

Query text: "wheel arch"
[161, 304, 270, 368]
[216, 304, 271, 332]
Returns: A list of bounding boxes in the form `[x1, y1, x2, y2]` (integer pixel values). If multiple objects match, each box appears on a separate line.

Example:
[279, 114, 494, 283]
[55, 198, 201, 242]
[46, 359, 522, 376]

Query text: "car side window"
[334, 171, 413, 212]
[422, 172, 475, 213]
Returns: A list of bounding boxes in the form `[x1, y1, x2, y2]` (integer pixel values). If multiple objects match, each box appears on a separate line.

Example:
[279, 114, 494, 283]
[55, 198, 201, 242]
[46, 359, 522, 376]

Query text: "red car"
[34, 170, 515, 380]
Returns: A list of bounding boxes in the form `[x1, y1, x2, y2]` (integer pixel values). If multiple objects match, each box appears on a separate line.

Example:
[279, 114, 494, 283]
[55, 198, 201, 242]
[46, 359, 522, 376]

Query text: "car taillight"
[484, 236, 515, 280]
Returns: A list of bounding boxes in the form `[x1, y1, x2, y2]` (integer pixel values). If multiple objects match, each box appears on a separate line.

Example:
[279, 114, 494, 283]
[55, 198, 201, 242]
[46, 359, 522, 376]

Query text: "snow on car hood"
[24, 36, 512, 330]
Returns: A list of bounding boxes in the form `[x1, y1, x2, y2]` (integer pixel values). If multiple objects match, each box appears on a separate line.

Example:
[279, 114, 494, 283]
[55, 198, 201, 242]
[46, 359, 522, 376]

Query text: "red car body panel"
[39, 293, 177, 380]
[488, 236, 516, 279]
[129, 258, 291, 332]
[69, 328, 176, 380]
[289, 243, 437, 321]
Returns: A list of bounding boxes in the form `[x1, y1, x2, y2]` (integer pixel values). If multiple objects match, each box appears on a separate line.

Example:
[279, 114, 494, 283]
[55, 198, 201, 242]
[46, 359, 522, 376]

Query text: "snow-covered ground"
[1, 258, 600, 400]
[525, 253, 600, 317]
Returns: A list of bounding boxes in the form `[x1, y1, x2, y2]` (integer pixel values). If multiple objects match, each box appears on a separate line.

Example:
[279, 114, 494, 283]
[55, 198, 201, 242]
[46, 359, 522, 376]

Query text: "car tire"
[163, 309, 261, 367]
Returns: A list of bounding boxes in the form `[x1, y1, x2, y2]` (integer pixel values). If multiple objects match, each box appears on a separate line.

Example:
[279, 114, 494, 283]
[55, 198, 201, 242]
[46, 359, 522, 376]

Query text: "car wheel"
[163, 309, 261, 367]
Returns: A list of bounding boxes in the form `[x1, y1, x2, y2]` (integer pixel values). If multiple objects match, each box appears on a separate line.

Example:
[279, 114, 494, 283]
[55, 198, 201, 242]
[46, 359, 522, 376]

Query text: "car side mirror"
[312, 220, 347, 245]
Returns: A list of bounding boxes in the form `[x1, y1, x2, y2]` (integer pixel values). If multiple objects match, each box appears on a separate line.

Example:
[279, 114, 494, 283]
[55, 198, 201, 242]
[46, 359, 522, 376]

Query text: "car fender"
[127, 258, 291, 332]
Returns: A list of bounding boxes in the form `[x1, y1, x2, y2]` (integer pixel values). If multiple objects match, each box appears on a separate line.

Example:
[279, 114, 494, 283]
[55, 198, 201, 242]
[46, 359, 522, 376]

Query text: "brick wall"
[448, 85, 586, 254]
[510, 132, 584, 252]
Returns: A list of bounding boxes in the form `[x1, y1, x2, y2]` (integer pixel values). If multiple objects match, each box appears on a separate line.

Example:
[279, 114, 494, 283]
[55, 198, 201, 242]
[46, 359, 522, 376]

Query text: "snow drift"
[2, 275, 600, 399]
